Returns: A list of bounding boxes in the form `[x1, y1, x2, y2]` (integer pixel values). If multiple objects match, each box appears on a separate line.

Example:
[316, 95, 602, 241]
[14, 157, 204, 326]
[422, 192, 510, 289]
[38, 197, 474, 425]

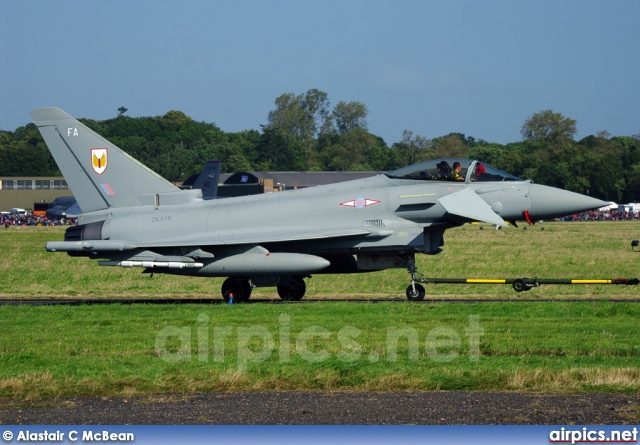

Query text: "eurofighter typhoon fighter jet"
[32, 107, 607, 301]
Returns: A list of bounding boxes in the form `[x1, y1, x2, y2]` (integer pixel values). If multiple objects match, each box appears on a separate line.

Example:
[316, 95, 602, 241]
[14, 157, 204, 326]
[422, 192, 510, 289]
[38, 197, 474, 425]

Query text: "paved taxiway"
[2, 392, 639, 424]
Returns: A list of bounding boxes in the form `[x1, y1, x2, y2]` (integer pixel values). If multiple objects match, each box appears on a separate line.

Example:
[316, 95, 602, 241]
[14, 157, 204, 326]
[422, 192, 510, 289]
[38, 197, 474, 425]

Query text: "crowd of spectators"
[1, 212, 77, 227]
[554, 209, 639, 222]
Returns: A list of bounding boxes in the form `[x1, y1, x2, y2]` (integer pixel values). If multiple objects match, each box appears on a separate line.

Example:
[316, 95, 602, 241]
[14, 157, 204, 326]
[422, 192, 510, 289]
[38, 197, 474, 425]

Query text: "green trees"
[260, 89, 387, 171]
[487, 112, 640, 202]
[261, 89, 331, 170]
[1, 100, 638, 203]
[392, 130, 433, 166]
[0, 124, 59, 176]
[521, 109, 577, 143]
[333, 100, 368, 134]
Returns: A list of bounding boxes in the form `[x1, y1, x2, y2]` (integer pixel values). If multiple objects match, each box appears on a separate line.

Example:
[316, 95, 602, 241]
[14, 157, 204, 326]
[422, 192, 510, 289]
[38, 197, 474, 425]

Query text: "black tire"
[277, 277, 306, 301]
[406, 283, 425, 301]
[512, 279, 525, 293]
[221, 278, 252, 303]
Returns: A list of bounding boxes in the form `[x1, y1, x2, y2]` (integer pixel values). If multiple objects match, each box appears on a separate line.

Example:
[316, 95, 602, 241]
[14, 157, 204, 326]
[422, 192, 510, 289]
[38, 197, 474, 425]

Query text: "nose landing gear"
[406, 282, 426, 301]
[405, 256, 426, 301]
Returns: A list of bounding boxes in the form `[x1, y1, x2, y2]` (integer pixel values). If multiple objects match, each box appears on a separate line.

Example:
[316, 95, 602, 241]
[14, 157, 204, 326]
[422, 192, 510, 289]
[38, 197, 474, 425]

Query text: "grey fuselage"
[66, 173, 539, 277]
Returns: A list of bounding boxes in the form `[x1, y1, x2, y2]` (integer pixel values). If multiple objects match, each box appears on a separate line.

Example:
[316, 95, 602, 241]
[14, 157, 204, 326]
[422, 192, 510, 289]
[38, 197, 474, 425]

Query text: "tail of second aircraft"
[191, 160, 221, 200]
[31, 107, 179, 213]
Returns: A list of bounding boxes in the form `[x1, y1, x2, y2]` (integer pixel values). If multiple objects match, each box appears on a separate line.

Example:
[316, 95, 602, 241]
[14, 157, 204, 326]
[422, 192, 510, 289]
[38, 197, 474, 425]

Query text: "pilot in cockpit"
[475, 162, 487, 181]
[436, 161, 451, 179]
[452, 162, 464, 181]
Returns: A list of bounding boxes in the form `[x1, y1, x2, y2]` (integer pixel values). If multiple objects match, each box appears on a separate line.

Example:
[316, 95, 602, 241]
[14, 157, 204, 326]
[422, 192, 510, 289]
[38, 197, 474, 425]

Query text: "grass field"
[0, 222, 639, 400]
[0, 221, 639, 299]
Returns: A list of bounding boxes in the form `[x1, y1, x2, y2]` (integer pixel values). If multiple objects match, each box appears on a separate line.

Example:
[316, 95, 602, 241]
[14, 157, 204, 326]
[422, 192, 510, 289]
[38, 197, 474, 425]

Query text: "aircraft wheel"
[221, 278, 252, 303]
[512, 279, 525, 292]
[277, 277, 306, 301]
[406, 283, 425, 301]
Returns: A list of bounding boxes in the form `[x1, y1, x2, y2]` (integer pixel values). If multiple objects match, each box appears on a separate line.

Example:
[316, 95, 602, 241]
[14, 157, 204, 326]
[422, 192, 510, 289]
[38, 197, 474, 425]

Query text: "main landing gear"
[219, 261, 428, 303]
[220, 276, 307, 302]
[405, 256, 426, 301]
[221, 278, 252, 303]
[276, 276, 306, 301]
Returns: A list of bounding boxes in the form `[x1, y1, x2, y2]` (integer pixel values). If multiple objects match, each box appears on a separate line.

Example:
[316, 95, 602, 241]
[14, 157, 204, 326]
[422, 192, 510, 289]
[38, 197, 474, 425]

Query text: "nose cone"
[529, 184, 608, 219]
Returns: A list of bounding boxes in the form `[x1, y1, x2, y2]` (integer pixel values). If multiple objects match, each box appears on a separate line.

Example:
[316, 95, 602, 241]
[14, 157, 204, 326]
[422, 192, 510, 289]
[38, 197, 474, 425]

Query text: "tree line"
[1, 89, 639, 202]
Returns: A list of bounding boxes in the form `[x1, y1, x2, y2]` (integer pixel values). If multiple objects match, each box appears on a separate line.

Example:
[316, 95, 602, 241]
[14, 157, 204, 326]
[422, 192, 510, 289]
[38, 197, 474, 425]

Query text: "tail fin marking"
[31, 107, 179, 213]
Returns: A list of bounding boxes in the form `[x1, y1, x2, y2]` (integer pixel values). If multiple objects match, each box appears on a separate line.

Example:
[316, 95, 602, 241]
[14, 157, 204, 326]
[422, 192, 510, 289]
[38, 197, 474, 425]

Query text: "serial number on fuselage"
[151, 216, 173, 223]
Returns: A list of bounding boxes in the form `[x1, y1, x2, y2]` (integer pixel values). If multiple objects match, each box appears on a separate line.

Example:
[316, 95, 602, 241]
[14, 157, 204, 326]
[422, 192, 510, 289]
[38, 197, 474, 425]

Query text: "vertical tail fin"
[31, 107, 179, 213]
[191, 160, 221, 200]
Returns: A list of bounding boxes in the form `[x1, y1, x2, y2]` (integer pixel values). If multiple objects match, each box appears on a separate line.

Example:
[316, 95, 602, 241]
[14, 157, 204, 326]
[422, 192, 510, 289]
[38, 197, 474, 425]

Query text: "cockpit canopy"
[385, 158, 523, 183]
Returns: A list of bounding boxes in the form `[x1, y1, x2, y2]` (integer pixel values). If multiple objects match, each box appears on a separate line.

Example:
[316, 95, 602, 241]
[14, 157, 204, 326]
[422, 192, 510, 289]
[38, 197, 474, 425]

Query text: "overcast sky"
[1, 0, 638, 145]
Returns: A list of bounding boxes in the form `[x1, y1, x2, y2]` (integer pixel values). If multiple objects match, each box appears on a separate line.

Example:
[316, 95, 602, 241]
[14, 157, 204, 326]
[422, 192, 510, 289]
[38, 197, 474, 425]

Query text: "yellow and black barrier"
[419, 277, 639, 292]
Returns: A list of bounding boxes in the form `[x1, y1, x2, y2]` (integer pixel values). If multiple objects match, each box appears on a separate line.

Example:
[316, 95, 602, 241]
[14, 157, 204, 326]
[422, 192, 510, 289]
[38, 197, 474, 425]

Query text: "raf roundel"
[340, 198, 381, 209]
